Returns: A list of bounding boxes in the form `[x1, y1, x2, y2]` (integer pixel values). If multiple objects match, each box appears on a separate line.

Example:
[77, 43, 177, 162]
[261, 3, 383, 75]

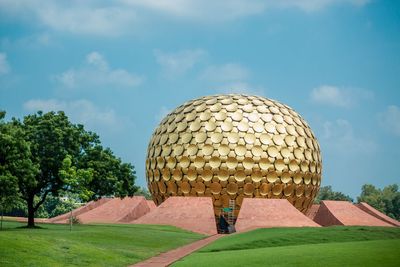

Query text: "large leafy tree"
[358, 184, 400, 220]
[314, 185, 353, 203]
[0, 111, 137, 227]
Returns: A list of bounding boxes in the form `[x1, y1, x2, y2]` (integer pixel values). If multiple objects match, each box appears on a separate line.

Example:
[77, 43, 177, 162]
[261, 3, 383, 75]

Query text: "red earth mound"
[133, 197, 217, 235]
[235, 199, 320, 232]
[314, 200, 393, 227]
[356, 202, 400, 227]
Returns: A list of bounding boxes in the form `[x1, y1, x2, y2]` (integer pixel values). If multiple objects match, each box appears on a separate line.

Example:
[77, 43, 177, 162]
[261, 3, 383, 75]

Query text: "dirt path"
[130, 234, 223, 267]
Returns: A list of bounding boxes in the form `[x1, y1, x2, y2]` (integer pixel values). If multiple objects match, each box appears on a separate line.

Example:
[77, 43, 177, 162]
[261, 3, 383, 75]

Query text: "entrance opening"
[217, 199, 237, 234]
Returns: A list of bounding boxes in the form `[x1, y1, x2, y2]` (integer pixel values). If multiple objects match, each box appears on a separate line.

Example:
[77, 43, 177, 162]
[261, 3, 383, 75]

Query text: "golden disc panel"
[146, 94, 322, 216]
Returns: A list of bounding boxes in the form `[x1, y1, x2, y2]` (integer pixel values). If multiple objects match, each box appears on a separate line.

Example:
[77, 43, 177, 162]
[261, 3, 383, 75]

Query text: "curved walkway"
[130, 234, 222, 267]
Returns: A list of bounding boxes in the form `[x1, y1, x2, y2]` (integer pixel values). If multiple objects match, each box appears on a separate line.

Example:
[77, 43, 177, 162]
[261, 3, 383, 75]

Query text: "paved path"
[130, 234, 223, 267]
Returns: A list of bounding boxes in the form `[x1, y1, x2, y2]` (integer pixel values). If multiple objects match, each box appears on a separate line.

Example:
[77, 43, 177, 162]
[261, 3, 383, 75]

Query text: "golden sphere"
[146, 94, 322, 216]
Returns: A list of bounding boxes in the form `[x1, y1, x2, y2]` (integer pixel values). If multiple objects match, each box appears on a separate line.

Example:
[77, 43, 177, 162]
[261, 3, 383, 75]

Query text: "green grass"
[0, 220, 204, 267]
[173, 227, 400, 267]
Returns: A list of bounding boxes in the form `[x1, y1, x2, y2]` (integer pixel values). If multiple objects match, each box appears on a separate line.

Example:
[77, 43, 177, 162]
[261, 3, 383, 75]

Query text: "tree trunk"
[27, 196, 35, 228]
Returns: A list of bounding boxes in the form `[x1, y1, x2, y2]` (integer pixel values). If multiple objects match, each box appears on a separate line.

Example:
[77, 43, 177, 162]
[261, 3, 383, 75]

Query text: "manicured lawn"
[0, 220, 204, 267]
[173, 226, 400, 267]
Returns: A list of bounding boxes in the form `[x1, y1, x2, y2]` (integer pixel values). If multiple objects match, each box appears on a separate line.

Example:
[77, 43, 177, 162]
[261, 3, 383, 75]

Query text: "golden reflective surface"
[146, 94, 322, 215]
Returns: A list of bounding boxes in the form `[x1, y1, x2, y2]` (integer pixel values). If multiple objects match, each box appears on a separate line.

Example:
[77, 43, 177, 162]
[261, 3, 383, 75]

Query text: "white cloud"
[55, 51, 143, 89]
[378, 105, 400, 137]
[0, 52, 10, 75]
[310, 85, 373, 108]
[0, 0, 370, 36]
[154, 49, 206, 78]
[200, 63, 249, 83]
[321, 118, 377, 154]
[23, 98, 123, 131]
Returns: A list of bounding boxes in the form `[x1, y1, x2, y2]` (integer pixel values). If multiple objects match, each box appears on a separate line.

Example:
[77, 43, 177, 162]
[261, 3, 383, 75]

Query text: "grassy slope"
[0, 221, 204, 267]
[173, 227, 400, 267]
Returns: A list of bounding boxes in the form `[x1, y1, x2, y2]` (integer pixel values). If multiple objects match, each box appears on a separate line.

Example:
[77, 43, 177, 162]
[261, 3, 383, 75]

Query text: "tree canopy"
[358, 184, 400, 220]
[315, 185, 353, 203]
[0, 111, 137, 227]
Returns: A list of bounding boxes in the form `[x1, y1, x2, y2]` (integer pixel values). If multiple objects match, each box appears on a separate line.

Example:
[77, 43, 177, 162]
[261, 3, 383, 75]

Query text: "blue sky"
[0, 0, 399, 198]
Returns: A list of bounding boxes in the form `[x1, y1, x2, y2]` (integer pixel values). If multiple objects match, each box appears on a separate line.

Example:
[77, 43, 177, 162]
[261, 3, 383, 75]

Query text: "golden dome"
[146, 94, 322, 216]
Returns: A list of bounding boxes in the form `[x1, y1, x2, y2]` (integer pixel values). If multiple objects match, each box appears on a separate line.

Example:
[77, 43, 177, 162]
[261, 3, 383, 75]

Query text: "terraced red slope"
[133, 197, 217, 235]
[305, 204, 320, 220]
[314, 200, 393, 227]
[76, 196, 151, 223]
[235, 199, 320, 232]
[49, 198, 111, 223]
[356, 202, 400, 227]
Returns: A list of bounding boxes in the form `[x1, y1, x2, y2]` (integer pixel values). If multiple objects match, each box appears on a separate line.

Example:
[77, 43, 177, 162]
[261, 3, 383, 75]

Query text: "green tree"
[315, 185, 353, 203]
[1, 111, 138, 227]
[134, 187, 152, 200]
[358, 184, 400, 220]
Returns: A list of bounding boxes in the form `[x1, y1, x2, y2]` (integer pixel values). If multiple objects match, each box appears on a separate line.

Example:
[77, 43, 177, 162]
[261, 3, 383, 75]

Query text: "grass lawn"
[0, 220, 204, 267]
[173, 226, 400, 267]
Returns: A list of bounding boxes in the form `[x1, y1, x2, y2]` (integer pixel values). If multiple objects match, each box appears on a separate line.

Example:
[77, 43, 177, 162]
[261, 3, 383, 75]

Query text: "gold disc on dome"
[274, 159, 285, 172]
[267, 146, 279, 158]
[253, 122, 264, 133]
[265, 123, 276, 134]
[201, 169, 213, 182]
[162, 168, 171, 181]
[259, 158, 272, 170]
[195, 182, 205, 193]
[227, 182, 238, 194]
[210, 132, 223, 143]
[251, 169, 263, 182]
[272, 184, 283, 195]
[167, 181, 177, 194]
[218, 169, 229, 181]
[226, 157, 238, 169]
[260, 134, 271, 145]
[194, 156, 205, 168]
[227, 132, 239, 143]
[218, 144, 230, 156]
[172, 169, 182, 181]
[187, 144, 198, 156]
[296, 185, 304, 197]
[238, 121, 249, 132]
[176, 122, 188, 132]
[185, 112, 196, 122]
[276, 124, 286, 134]
[272, 135, 285, 146]
[167, 157, 177, 168]
[199, 111, 211, 121]
[251, 146, 263, 157]
[173, 145, 184, 156]
[273, 114, 284, 124]
[235, 145, 247, 156]
[248, 112, 259, 122]
[210, 182, 222, 194]
[284, 184, 294, 196]
[235, 169, 246, 182]
[243, 157, 254, 169]
[286, 125, 297, 136]
[244, 183, 255, 195]
[210, 103, 222, 112]
[285, 135, 296, 146]
[244, 133, 256, 144]
[281, 147, 290, 158]
[181, 182, 191, 194]
[202, 144, 214, 156]
[205, 121, 217, 132]
[260, 183, 272, 195]
[195, 132, 207, 143]
[180, 156, 190, 168]
[293, 173, 303, 184]
[294, 148, 304, 160]
[221, 121, 233, 132]
[215, 111, 227, 121]
[209, 156, 222, 168]
[231, 111, 243, 121]
[189, 120, 201, 132]
[187, 168, 197, 181]
[281, 171, 291, 183]
[168, 133, 179, 144]
[289, 159, 299, 171]
[266, 171, 278, 183]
